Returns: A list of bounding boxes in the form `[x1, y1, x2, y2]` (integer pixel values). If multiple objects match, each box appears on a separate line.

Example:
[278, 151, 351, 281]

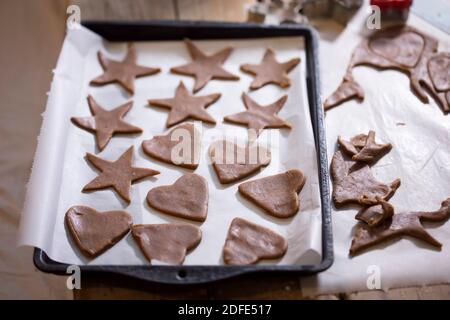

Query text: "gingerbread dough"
[223, 218, 287, 265]
[331, 150, 400, 207]
[146, 173, 208, 222]
[209, 140, 271, 184]
[241, 48, 300, 90]
[238, 169, 306, 218]
[224, 93, 291, 139]
[350, 197, 450, 256]
[355, 197, 394, 227]
[132, 223, 202, 265]
[83, 146, 160, 202]
[324, 26, 450, 114]
[338, 131, 392, 163]
[71, 95, 142, 151]
[65, 206, 132, 258]
[142, 122, 201, 170]
[149, 81, 221, 127]
[90, 43, 160, 94]
[171, 39, 239, 93]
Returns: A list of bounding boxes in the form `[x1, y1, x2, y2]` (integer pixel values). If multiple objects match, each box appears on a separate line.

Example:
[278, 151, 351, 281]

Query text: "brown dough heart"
[209, 140, 271, 184]
[142, 122, 201, 170]
[223, 218, 287, 265]
[331, 150, 400, 207]
[65, 206, 132, 258]
[146, 173, 208, 222]
[369, 30, 425, 68]
[427, 53, 450, 92]
[132, 223, 202, 265]
[238, 169, 306, 218]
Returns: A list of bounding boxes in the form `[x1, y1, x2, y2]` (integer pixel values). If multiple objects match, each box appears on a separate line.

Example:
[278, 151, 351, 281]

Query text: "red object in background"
[370, 0, 413, 10]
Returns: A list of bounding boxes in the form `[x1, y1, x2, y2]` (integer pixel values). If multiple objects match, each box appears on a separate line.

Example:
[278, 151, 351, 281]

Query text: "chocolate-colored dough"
[338, 131, 392, 163]
[331, 150, 400, 207]
[83, 146, 159, 203]
[132, 223, 202, 265]
[223, 218, 287, 265]
[209, 140, 271, 184]
[71, 95, 142, 151]
[90, 43, 160, 94]
[142, 122, 201, 170]
[65, 206, 132, 258]
[149, 81, 221, 127]
[224, 93, 291, 139]
[238, 169, 306, 218]
[324, 26, 450, 114]
[241, 48, 300, 90]
[170, 39, 239, 93]
[355, 197, 394, 227]
[350, 197, 450, 256]
[147, 173, 208, 222]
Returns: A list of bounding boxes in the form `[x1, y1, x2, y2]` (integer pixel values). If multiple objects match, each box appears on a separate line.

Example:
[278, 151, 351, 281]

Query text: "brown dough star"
[170, 39, 239, 93]
[149, 81, 221, 127]
[224, 93, 291, 139]
[331, 150, 400, 207]
[71, 95, 142, 151]
[241, 48, 300, 90]
[83, 146, 160, 203]
[350, 197, 450, 256]
[90, 43, 160, 94]
[338, 130, 392, 163]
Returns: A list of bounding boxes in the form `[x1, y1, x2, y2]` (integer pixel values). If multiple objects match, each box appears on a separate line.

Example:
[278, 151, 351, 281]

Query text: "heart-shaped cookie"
[132, 223, 202, 265]
[209, 140, 271, 184]
[147, 173, 208, 222]
[238, 169, 306, 218]
[369, 30, 425, 68]
[65, 206, 132, 258]
[223, 218, 287, 265]
[142, 122, 201, 170]
[428, 53, 450, 92]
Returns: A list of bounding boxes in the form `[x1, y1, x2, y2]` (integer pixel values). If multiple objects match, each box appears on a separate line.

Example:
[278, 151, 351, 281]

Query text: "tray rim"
[33, 19, 333, 285]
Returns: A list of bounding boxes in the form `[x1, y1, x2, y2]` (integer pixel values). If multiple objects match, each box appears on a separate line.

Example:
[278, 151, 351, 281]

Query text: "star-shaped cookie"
[149, 81, 221, 127]
[170, 39, 239, 93]
[83, 146, 159, 203]
[241, 48, 300, 90]
[71, 95, 142, 151]
[90, 43, 160, 94]
[224, 93, 291, 139]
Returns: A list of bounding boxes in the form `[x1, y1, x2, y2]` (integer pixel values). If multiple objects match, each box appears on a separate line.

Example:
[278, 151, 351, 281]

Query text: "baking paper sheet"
[18, 26, 323, 266]
[302, 7, 450, 295]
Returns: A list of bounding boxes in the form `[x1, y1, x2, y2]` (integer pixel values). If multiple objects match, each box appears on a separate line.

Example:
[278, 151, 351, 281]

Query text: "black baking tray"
[33, 20, 333, 284]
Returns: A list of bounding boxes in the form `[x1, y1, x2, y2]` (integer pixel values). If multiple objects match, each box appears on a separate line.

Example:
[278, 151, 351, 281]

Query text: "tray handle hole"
[177, 269, 187, 279]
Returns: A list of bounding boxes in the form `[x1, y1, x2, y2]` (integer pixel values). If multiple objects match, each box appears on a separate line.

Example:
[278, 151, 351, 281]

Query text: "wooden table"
[5, 0, 449, 299]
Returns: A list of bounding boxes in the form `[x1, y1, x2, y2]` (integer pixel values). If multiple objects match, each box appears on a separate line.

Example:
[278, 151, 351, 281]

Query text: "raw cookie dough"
[355, 197, 394, 227]
[170, 39, 239, 93]
[241, 48, 300, 90]
[350, 197, 450, 256]
[90, 43, 160, 95]
[83, 146, 160, 203]
[142, 122, 201, 170]
[209, 140, 271, 184]
[338, 130, 392, 163]
[71, 95, 142, 151]
[223, 218, 288, 265]
[132, 223, 202, 265]
[65, 206, 132, 258]
[149, 81, 221, 127]
[331, 150, 400, 207]
[324, 26, 450, 114]
[238, 169, 306, 218]
[147, 173, 208, 222]
[224, 92, 291, 139]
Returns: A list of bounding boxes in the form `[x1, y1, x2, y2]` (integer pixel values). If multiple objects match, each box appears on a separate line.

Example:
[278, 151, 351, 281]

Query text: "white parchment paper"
[302, 7, 450, 295]
[18, 26, 323, 266]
